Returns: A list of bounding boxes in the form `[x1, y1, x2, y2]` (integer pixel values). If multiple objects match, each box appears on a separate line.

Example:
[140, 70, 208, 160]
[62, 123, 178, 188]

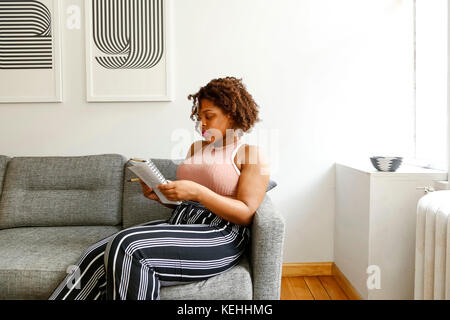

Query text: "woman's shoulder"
[235, 143, 267, 167]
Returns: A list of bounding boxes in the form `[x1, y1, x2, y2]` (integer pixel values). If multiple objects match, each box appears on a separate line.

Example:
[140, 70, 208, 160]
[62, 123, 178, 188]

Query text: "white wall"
[0, 0, 414, 263]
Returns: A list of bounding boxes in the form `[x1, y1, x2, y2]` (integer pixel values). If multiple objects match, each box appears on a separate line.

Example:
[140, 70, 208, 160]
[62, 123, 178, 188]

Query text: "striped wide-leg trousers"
[48, 200, 250, 300]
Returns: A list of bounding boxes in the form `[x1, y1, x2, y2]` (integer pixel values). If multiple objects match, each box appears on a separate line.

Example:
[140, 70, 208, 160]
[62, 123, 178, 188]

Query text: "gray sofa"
[0, 154, 285, 300]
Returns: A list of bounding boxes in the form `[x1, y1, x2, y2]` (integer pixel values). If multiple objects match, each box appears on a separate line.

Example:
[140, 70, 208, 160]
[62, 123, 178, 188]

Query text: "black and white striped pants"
[48, 200, 250, 300]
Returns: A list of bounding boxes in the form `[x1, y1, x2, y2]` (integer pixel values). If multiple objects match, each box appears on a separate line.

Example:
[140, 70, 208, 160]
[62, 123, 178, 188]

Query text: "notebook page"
[128, 163, 182, 205]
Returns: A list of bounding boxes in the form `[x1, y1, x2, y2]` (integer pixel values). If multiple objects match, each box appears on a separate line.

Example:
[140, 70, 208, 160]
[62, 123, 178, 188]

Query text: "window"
[413, 0, 448, 171]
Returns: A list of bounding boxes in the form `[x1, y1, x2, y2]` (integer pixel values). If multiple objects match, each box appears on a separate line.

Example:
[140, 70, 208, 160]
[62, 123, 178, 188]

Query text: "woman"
[49, 76, 270, 300]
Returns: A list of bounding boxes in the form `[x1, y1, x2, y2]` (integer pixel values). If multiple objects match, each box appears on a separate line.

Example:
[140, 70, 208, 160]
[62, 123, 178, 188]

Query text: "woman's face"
[198, 99, 234, 143]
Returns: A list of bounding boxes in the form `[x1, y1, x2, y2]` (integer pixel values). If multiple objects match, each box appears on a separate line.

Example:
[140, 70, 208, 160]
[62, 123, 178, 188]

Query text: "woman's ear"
[227, 115, 235, 128]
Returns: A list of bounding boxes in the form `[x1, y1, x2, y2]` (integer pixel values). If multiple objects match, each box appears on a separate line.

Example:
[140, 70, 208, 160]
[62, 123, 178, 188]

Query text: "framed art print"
[0, 0, 63, 103]
[85, 0, 173, 102]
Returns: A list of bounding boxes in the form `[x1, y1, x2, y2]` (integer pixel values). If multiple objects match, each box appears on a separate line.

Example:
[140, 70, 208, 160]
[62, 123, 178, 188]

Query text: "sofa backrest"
[122, 158, 183, 228]
[0, 156, 10, 200]
[0, 154, 126, 230]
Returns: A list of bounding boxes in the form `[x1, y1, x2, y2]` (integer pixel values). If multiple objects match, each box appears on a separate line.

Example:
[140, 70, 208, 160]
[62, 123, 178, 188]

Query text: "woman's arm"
[194, 145, 270, 226]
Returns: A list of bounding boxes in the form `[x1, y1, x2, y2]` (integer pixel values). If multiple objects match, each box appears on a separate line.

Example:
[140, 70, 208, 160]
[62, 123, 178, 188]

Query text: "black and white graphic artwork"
[0, 0, 62, 102]
[86, 0, 172, 101]
[0, 0, 53, 70]
[92, 0, 164, 70]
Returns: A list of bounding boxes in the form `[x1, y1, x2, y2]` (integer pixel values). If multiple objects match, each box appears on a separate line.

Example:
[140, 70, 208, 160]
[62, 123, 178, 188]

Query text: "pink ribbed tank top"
[176, 139, 244, 198]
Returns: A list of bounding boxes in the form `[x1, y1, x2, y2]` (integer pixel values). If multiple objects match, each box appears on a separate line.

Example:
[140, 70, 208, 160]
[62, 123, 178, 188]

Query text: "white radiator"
[415, 190, 450, 300]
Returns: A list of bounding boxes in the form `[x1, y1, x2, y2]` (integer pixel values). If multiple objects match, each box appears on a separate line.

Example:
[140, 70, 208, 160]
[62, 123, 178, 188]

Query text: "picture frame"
[0, 0, 63, 103]
[85, 0, 173, 102]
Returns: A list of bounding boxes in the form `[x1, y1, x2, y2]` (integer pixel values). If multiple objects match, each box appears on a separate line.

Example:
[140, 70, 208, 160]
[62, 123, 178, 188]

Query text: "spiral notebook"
[128, 159, 182, 205]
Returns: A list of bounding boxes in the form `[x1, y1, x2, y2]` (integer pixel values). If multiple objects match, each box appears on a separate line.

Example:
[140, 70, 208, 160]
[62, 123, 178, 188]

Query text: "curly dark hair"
[187, 77, 261, 132]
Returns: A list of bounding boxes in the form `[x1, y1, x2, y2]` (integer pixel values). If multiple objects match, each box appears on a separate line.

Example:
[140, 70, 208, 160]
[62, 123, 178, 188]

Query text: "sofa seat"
[0, 225, 252, 300]
[0, 226, 121, 300]
[160, 254, 253, 300]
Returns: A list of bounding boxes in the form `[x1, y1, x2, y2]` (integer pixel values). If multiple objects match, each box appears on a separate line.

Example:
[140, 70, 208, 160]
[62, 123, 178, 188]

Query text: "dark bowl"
[370, 156, 403, 172]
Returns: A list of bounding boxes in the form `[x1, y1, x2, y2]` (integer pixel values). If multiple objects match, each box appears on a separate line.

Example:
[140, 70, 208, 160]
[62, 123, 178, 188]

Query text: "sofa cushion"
[0, 226, 121, 300]
[0, 154, 126, 229]
[160, 253, 252, 300]
[122, 158, 183, 228]
[0, 156, 9, 199]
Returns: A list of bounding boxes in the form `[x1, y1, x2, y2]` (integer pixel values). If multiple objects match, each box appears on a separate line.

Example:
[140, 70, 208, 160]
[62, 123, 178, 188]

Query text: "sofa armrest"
[250, 194, 285, 300]
[0, 156, 10, 200]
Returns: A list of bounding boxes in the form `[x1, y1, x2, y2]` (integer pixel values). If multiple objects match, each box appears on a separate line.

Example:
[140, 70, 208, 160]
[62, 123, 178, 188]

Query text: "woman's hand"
[157, 180, 203, 202]
[139, 180, 162, 203]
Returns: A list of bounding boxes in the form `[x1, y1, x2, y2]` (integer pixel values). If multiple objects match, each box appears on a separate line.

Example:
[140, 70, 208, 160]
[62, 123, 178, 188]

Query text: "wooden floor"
[281, 276, 351, 300]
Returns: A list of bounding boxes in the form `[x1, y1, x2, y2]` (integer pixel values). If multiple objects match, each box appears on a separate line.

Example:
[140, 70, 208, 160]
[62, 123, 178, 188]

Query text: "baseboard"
[282, 262, 333, 277]
[331, 264, 362, 300]
[282, 262, 362, 300]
